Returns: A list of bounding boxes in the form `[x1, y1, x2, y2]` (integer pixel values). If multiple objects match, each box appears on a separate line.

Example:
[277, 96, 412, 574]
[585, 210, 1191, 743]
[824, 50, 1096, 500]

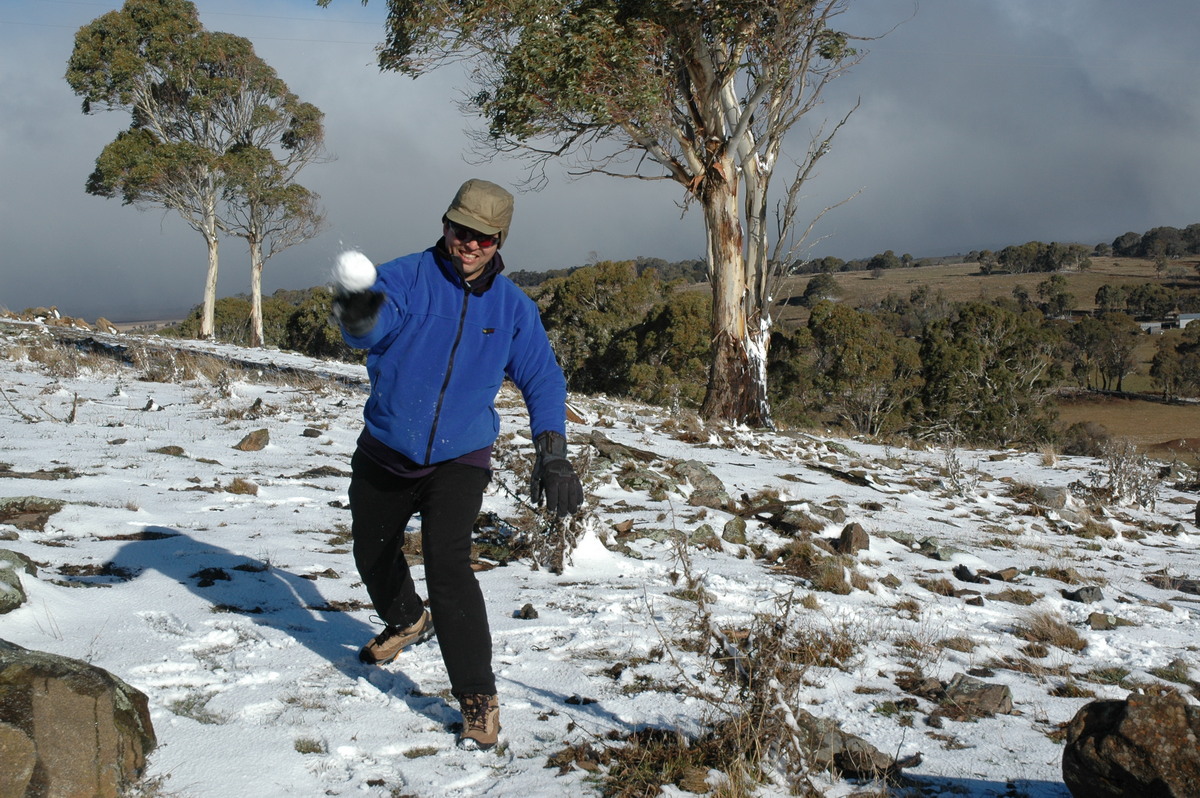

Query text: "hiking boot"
[358, 610, 435, 664]
[456, 693, 500, 750]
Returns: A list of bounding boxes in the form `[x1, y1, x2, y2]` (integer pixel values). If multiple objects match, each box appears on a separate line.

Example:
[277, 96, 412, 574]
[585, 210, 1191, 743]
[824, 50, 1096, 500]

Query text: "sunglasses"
[447, 221, 499, 248]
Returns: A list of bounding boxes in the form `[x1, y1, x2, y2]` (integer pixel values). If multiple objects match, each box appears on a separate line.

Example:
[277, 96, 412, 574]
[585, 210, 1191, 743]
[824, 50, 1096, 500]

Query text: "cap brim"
[445, 209, 502, 236]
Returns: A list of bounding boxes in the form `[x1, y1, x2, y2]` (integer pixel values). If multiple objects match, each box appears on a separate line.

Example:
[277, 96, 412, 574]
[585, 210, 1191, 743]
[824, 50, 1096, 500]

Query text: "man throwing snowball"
[331, 178, 583, 751]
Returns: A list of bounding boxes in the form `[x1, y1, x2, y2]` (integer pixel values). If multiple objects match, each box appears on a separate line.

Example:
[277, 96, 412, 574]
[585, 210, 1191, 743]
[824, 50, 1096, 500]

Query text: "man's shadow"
[90, 525, 448, 725]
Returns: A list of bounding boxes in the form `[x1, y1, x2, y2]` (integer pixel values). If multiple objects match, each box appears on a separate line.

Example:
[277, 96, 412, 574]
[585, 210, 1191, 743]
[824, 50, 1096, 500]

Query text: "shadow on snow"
[90, 525, 449, 727]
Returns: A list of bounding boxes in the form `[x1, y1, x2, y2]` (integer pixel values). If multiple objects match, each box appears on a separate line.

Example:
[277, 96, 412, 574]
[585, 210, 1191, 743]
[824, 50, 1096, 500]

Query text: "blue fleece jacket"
[341, 245, 567, 466]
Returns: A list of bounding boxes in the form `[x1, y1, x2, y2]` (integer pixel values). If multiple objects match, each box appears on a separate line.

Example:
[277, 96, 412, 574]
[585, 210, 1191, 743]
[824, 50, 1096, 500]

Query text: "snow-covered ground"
[1, 320, 1198, 797]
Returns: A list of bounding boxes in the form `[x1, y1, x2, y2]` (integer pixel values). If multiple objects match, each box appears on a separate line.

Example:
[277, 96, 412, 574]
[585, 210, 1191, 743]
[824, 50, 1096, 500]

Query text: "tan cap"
[444, 179, 514, 247]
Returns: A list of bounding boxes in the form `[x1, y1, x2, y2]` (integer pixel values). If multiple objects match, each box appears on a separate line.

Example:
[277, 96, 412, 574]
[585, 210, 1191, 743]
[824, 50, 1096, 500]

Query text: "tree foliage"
[1150, 323, 1200, 401]
[918, 302, 1058, 445]
[536, 261, 710, 407]
[807, 301, 919, 436]
[319, 0, 867, 426]
[800, 272, 840, 307]
[67, 0, 327, 343]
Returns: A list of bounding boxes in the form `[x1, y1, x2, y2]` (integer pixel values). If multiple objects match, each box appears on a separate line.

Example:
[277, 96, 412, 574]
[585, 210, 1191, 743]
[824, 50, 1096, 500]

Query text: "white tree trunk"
[200, 224, 219, 340]
[699, 155, 771, 426]
[249, 240, 265, 348]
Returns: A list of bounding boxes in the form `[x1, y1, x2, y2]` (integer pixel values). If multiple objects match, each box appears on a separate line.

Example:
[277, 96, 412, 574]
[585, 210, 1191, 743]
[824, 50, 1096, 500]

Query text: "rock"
[0, 496, 65, 532]
[779, 508, 824, 535]
[233, 428, 270, 451]
[879, 573, 902, 589]
[983, 567, 1020, 582]
[810, 503, 848, 525]
[515, 603, 538, 620]
[615, 466, 675, 499]
[952, 564, 987, 584]
[1037, 486, 1071, 510]
[1088, 613, 1117, 631]
[0, 639, 156, 798]
[793, 706, 898, 779]
[1062, 585, 1104, 603]
[671, 459, 724, 493]
[834, 523, 870, 555]
[0, 721, 36, 797]
[0, 549, 37, 615]
[932, 673, 1013, 722]
[688, 488, 730, 511]
[721, 517, 747, 545]
[1063, 691, 1200, 798]
[671, 460, 730, 510]
[688, 523, 722, 551]
[1087, 612, 1132, 631]
[917, 537, 948, 560]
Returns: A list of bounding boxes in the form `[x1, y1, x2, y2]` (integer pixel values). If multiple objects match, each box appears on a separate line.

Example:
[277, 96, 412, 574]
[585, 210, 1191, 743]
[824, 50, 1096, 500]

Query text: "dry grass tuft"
[938, 636, 977, 653]
[1014, 610, 1087, 652]
[916, 577, 956, 597]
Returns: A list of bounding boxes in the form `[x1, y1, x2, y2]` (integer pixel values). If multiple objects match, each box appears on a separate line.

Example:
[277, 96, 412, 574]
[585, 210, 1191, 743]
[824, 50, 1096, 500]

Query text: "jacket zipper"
[424, 284, 471, 463]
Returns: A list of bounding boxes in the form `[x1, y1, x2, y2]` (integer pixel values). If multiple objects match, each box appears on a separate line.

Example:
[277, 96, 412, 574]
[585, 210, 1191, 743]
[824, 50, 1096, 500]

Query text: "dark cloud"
[2, 0, 1198, 321]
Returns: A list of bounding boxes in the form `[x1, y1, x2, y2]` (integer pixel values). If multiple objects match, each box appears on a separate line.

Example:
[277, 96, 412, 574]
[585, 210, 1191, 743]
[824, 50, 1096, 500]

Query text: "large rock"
[1062, 691, 1200, 798]
[0, 549, 37, 615]
[670, 460, 730, 510]
[833, 523, 870, 555]
[0, 639, 156, 798]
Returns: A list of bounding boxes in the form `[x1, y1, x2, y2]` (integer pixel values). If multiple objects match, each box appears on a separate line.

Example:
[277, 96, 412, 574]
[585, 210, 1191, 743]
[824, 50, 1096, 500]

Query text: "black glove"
[530, 431, 583, 517]
[333, 289, 384, 337]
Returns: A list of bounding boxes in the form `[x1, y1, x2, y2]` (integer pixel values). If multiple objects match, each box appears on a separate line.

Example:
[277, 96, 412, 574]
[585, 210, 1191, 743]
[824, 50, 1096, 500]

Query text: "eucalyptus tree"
[320, 0, 867, 426]
[67, 0, 227, 335]
[68, 0, 327, 343]
[215, 41, 329, 347]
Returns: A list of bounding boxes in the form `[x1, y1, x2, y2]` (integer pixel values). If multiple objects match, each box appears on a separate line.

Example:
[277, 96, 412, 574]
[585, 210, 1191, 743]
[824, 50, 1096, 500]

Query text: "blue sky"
[2, 0, 1198, 321]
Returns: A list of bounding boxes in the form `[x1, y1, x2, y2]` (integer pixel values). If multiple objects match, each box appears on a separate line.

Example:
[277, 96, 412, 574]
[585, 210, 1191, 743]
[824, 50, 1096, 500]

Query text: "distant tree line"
[787, 221, 1200, 279]
[507, 257, 707, 288]
[1110, 224, 1200, 260]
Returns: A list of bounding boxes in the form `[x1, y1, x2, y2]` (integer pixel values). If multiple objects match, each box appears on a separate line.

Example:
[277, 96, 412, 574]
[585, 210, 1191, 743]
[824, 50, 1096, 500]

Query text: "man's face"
[444, 220, 500, 279]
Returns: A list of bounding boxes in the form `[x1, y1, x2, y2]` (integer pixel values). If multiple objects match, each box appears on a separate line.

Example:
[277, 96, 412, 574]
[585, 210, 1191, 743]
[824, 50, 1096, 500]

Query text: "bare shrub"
[610, 533, 891, 795]
[939, 441, 979, 498]
[1097, 437, 1161, 510]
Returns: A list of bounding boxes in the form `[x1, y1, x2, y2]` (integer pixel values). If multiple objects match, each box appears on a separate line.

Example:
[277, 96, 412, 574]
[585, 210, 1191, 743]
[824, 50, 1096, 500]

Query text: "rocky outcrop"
[1062, 691, 1200, 798]
[0, 639, 156, 798]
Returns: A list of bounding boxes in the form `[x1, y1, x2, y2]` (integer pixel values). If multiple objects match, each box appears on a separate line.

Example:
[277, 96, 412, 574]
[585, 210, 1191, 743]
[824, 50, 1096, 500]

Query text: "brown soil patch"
[1054, 394, 1200, 462]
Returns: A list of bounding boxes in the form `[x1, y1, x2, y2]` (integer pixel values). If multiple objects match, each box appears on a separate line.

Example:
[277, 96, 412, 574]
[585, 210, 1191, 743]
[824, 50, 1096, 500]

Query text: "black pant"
[348, 450, 496, 696]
